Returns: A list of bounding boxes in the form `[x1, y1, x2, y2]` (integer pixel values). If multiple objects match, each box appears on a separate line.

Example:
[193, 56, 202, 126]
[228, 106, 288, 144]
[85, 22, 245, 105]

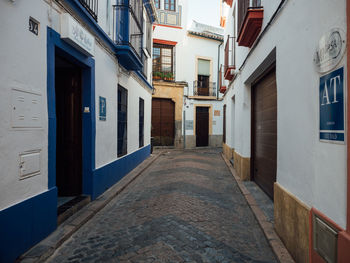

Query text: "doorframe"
[193, 104, 213, 136]
[47, 27, 96, 196]
[250, 65, 276, 195]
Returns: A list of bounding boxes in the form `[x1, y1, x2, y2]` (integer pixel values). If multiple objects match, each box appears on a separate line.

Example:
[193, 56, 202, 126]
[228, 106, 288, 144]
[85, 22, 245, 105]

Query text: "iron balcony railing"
[156, 5, 182, 27]
[224, 35, 236, 73]
[193, 80, 216, 96]
[113, 0, 144, 59]
[78, 0, 98, 21]
[238, 0, 262, 34]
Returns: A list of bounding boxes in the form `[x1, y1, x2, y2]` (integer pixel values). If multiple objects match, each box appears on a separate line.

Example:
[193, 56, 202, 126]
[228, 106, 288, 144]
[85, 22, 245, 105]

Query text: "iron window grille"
[139, 98, 145, 148]
[118, 85, 128, 157]
[152, 43, 175, 81]
[164, 0, 175, 11]
[78, 0, 98, 21]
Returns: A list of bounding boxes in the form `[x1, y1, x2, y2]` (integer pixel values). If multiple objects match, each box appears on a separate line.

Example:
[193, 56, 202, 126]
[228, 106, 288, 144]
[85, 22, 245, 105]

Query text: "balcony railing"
[156, 5, 182, 27]
[193, 81, 216, 97]
[113, 0, 143, 59]
[219, 65, 227, 94]
[79, 0, 98, 21]
[238, 0, 261, 33]
[224, 35, 236, 81]
[237, 0, 263, 47]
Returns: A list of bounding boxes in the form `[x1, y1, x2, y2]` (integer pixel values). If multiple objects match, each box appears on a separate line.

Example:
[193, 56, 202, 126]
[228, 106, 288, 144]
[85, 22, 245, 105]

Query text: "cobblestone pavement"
[47, 148, 277, 263]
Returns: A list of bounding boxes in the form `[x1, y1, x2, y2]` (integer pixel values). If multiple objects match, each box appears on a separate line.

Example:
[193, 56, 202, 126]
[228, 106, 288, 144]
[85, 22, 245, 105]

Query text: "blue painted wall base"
[0, 187, 57, 263]
[92, 144, 151, 199]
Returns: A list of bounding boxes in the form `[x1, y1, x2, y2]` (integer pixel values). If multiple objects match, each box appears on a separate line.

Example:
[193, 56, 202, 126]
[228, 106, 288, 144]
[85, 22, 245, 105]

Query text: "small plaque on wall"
[99, 96, 106, 121]
[185, 120, 193, 130]
[214, 110, 220, 116]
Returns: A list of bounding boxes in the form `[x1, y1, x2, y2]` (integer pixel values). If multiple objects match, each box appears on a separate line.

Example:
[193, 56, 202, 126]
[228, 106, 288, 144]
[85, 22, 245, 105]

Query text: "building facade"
[0, 0, 156, 261]
[152, 1, 224, 148]
[221, 0, 350, 262]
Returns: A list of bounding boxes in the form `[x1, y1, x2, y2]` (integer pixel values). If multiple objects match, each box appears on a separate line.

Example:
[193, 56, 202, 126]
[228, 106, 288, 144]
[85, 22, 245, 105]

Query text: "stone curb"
[18, 150, 164, 263]
[221, 153, 295, 263]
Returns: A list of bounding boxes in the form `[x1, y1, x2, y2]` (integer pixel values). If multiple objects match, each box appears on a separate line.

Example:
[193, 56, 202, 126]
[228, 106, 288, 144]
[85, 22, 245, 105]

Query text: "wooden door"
[151, 98, 175, 146]
[252, 68, 277, 199]
[55, 60, 82, 197]
[196, 107, 209, 147]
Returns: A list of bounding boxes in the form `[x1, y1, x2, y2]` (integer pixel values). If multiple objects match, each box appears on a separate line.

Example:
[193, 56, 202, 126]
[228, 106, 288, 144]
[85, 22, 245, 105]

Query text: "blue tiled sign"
[99, 96, 106, 121]
[319, 67, 345, 143]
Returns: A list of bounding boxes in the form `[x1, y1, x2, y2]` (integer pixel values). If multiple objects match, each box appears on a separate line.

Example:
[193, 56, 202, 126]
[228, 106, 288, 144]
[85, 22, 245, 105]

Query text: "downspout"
[217, 41, 223, 99]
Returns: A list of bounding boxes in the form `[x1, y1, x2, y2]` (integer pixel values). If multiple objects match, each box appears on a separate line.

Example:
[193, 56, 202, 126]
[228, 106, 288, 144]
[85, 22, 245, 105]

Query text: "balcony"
[224, 35, 236, 81]
[193, 80, 216, 97]
[113, 0, 143, 70]
[156, 5, 182, 27]
[78, 0, 98, 21]
[219, 65, 227, 94]
[237, 0, 263, 48]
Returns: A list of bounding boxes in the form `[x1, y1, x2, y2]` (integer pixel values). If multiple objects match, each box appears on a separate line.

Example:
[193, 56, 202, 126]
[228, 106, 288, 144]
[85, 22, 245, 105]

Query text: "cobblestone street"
[47, 149, 277, 263]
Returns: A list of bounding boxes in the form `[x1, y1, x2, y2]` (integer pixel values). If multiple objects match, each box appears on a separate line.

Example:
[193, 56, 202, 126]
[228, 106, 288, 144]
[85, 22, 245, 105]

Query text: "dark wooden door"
[223, 104, 226, 143]
[252, 68, 277, 199]
[151, 98, 175, 146]
[196, 107, 209, 147]
[55, 59, 82, 197]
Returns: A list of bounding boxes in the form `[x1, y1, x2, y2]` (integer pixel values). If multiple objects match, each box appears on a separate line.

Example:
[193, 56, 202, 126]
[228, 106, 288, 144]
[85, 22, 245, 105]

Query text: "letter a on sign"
[319, 67, 345, 143]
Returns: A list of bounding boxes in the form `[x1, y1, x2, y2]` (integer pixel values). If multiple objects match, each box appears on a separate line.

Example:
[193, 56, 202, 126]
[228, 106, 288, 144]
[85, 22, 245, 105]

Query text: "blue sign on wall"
[319, 67, 344, 142]
[99, 96, 106, 121]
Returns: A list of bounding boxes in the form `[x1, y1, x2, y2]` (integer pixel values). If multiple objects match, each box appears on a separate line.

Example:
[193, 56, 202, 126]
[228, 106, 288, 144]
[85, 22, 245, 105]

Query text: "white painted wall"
[223, 0, 347, 228]
[0, 0, 153, 210]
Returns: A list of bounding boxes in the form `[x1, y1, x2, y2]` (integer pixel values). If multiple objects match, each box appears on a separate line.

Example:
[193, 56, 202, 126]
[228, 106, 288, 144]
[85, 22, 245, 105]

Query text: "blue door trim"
[47, 27, 96, 195]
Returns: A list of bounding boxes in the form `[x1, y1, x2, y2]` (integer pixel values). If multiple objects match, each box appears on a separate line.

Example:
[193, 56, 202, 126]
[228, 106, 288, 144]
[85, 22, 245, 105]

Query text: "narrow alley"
[46, 149, 277, 263]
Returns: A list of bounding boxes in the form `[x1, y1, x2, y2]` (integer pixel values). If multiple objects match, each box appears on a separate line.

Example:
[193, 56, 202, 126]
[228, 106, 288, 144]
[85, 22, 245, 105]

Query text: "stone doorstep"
[221, 153, 296, 263]
[17, 151, 164, 263]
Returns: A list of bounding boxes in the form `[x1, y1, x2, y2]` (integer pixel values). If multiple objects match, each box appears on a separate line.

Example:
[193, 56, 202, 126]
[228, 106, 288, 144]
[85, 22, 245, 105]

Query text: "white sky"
[186, 0, 221, 28]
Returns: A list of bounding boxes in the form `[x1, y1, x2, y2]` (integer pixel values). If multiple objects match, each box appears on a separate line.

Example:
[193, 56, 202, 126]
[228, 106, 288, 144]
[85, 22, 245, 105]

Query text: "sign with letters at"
[319, 67, 344, 143]
[99, 96, 106, 121]
[60, 13, 95, 56]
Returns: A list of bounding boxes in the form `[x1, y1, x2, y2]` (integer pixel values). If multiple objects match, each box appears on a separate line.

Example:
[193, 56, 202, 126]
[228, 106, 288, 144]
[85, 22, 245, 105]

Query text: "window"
[139, 98, 144, 148]
[152, 43, 174, 81]
[197, 59, 210, 96]
[154, 0, 160, 9]
[164, 0, 175, 11]
[118, 85, 128, 157]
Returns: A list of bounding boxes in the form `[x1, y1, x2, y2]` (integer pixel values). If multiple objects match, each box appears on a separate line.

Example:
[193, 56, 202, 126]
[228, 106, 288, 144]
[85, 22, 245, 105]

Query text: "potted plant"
[153, 71, 162, 80]
[164, 72, 174, 81]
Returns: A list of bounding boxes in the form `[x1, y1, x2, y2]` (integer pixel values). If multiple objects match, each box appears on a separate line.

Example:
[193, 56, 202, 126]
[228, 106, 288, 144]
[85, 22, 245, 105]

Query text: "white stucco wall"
[223, 0, 347, 228]
[0, 0, 153, 210]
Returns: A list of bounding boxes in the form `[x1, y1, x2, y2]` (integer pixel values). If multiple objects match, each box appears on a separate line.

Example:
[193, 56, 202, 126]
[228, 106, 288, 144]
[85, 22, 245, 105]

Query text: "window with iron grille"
[154, 0, 160, 9]
[78, 0, 98, 21]
[146, 18, 152, 55]
[139, 98, 144, 148]
[118, 85, 128, 157]
[164, 0, 175, 11]
[152, 43, 174, 81]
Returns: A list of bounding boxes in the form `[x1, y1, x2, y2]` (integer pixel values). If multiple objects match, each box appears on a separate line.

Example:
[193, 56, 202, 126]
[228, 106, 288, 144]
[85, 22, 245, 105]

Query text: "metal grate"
[78, 0, 98, 21]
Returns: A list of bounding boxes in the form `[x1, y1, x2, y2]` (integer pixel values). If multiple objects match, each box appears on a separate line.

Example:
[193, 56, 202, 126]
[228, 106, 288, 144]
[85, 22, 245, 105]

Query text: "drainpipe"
[217, 41, 223, 99]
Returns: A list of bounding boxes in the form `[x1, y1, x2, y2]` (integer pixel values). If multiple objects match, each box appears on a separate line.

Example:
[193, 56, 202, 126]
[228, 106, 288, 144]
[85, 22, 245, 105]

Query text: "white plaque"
[314, 28, 346, 73]
[61, 13, 95, 56]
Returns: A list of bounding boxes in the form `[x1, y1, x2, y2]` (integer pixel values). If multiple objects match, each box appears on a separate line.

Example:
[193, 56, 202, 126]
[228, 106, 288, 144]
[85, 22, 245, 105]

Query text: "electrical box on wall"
[19, 150, 41, 179]
[313, 214, 338, 263]
[11, 89, 42, 128]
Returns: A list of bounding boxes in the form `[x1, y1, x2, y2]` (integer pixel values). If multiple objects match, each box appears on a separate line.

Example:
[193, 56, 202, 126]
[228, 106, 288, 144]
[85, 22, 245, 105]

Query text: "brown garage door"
[152, 98, 175, 146]
[252, 68, 277, 199]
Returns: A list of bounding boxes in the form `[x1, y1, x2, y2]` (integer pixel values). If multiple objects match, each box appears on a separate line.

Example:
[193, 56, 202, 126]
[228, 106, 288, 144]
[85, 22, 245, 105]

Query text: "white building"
[221, 0, 349, 262]
[0, 0, 156, 261]
[152, 0, 224, 148]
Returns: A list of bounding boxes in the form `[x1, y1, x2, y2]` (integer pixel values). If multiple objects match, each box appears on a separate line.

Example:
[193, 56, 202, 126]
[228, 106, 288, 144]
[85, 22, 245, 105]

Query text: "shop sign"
[61, 13, 95, 56]
[99, 96, 106, 121]
[319, 67, 344, 143]
[314, 28, 346, 73]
